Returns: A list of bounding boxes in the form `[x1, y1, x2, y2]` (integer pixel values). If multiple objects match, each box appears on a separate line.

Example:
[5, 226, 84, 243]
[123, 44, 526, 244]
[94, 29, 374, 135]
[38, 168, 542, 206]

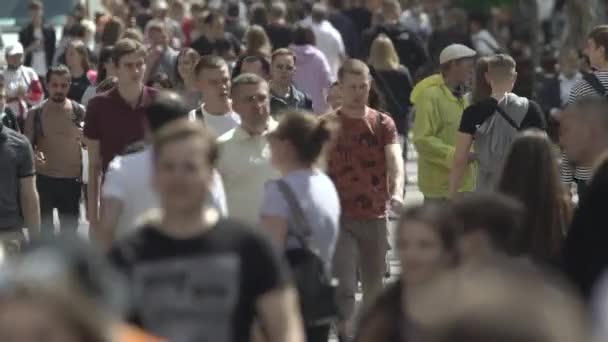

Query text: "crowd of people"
[2, 0, 608, 341]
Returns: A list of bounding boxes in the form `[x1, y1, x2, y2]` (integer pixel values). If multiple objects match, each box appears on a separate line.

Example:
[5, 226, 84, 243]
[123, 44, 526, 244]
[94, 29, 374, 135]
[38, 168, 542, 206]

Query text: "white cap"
[5, 43, 24, 56]
[439, 44, 476, 64]
[152, 0, 169, 11]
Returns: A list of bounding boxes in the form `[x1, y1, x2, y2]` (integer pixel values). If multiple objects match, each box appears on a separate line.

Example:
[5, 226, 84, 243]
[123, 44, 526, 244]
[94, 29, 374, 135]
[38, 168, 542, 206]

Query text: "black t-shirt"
[109, 219, 289, 342]
[459, 97, 547, 135]
[68, 73, 92, 103]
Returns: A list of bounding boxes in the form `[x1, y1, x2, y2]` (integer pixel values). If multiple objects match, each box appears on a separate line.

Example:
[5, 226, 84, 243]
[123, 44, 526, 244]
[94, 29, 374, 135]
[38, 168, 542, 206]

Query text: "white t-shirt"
[188, 105, 241, 137]
[31, 28, 47, 77]
[302, 19, 345, 80]
[102, 147, 228, 239]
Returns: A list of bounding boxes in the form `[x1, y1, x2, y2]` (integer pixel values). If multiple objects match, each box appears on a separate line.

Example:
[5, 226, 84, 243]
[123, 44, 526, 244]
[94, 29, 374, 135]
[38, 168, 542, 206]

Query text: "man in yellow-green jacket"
[411, 44, 477, 201]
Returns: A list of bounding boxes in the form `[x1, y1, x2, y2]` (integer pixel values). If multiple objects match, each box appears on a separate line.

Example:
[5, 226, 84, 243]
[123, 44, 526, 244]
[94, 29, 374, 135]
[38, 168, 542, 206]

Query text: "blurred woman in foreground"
[356, 204, 460, 342]
[497, 130, 570, 264]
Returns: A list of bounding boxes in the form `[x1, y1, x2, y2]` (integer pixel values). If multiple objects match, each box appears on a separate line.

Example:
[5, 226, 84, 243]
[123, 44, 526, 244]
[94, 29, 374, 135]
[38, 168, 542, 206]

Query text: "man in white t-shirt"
[302, 3, 345, 80]
[188, 55, 241, 136]
[98, 91, 227, 248]
[217, 74, 279, 225]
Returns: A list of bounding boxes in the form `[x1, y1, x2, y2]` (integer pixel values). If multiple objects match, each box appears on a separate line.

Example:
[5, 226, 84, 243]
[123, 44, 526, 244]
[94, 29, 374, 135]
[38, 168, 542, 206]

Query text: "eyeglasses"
[274, 64, 294, 71]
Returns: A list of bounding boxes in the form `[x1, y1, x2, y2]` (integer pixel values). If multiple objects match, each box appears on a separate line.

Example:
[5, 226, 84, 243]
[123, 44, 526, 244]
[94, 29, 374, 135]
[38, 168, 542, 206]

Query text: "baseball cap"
[152, 0, 169, 11]
[439, 44, 476, 64]
[5, 43, 24, 56]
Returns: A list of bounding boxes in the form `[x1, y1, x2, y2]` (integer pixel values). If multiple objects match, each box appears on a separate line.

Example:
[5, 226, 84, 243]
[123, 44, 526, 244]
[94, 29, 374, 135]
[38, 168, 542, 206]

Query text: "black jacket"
[18, 23, 56, 71]
[270, 85, 313, 117]
[562, 159, 608, 300]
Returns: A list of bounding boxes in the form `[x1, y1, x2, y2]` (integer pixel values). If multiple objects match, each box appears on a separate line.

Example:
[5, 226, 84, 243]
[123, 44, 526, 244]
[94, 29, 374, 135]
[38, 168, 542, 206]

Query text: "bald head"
[560, 96, 608, 165]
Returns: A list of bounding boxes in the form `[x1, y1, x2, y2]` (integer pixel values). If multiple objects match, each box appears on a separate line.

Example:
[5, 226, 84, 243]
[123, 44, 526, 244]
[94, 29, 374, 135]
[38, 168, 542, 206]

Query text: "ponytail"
[273, 111, 340, 165]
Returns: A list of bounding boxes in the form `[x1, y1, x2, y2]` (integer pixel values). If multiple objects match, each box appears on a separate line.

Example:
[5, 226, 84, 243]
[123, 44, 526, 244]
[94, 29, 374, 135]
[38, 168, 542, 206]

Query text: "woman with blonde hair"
[368, 34, 414, 159]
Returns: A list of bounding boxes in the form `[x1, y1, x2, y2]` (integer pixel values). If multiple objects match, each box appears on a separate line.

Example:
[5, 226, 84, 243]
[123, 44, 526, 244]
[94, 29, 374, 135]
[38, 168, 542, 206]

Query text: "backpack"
[276, 180, 338, 327]
[474, 95, 529, 190]
[375, 24, 426, 75]
[32, 100, 85, 148]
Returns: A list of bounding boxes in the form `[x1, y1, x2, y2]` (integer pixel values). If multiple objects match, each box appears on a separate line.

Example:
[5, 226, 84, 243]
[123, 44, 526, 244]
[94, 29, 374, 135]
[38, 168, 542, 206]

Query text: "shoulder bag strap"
[32, 103, 45, 148]
[495, 105, 521, 131]
[276, 179, 313, 249]
[582, 72, 607, 96]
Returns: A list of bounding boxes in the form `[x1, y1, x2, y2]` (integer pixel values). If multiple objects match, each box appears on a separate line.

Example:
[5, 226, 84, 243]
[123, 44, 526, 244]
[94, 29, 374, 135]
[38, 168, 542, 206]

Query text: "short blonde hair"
[338, 59, 370, 81]
[368, 34, 400, 71]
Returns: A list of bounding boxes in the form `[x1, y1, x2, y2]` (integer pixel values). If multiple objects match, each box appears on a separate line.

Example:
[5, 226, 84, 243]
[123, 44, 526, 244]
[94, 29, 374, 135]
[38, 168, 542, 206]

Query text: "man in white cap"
[2, 43, 42, 124]
[410, 43, 476, 202]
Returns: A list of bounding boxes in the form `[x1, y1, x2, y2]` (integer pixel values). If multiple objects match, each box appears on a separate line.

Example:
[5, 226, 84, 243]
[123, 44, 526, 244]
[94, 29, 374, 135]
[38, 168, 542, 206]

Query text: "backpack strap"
[70, 100, 85, 127]
[32, 102, 45, 148]
[582, 72, 608, 97]
[275, 179, 313, 250]
[495, 106, 521, 131]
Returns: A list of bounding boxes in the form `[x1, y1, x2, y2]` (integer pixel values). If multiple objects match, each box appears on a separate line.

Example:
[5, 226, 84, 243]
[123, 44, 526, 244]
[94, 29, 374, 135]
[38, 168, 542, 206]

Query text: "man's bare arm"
[97, 197, 124, 248]
[86, 139, 102, 230]
[385, 143, 405, 200]
[19, 176, 40, 235]
[256, 287, 305, 342]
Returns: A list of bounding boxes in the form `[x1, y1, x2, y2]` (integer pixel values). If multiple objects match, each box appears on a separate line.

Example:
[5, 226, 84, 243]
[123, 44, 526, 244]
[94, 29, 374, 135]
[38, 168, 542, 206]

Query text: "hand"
[390, 196, 404, 213]
[467, 152, 477, 163]
[35, 151, 46, 166]
[147, 45, 163, 61]
[27, 39, 42, 52]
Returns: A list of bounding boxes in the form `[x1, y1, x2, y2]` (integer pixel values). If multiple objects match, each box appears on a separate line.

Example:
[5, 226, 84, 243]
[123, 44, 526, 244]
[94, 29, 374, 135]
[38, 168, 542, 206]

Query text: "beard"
[50, 94, 67, 103]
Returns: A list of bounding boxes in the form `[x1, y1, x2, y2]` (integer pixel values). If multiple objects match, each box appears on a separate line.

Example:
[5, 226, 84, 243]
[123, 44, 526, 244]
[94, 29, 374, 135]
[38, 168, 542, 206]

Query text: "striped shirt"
[560, 71, 608, 183]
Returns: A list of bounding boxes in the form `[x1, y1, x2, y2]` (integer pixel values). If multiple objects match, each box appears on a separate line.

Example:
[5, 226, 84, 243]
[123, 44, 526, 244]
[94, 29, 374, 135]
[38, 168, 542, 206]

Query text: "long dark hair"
[66, 39, 91, 73]
[96, 46, 114, 84]
[173, 48, 200, 87]
[496, 130, 567, 262]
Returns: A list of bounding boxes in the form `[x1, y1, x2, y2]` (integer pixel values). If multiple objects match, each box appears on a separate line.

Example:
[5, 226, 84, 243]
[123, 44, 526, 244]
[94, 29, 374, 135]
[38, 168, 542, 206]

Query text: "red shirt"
[84, 86, 157, 172]
[327, 108, 399, 219]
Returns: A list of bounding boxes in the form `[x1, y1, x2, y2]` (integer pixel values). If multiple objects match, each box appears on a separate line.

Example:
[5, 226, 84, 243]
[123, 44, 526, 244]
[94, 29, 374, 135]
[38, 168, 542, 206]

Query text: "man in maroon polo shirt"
[84, 38, 157, 238]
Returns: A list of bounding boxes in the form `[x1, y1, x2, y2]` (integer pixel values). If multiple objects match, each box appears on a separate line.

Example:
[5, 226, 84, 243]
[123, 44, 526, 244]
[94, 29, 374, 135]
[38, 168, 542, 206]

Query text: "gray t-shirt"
[0, 126, 35, 230]
[260, 169, 340, 267]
